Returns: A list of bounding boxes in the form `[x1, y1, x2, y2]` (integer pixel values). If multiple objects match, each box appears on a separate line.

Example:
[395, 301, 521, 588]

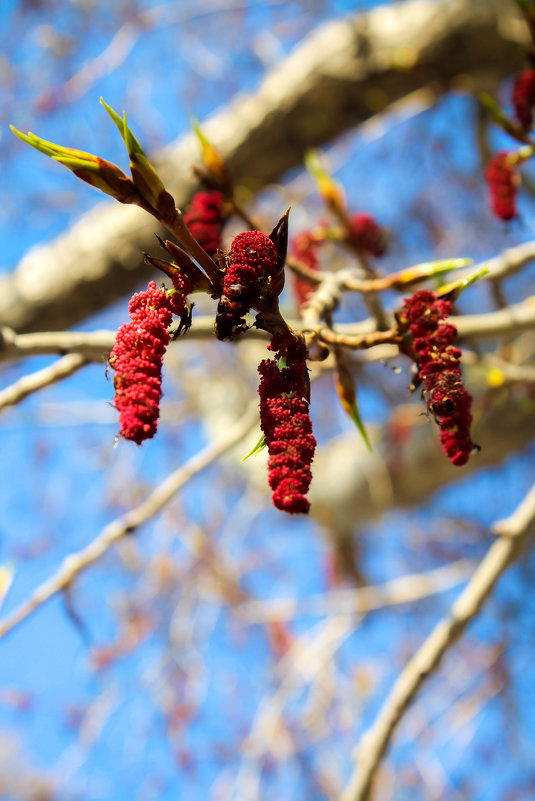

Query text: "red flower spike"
[258, 331, 317, 513]
[513, 69, 535, 132]
[348, 213, 387, 257]
[110, 278, 191, 444]
[215, 230, 278, 340]
[485, 152, 519, 221]
[183, 191, 226, 258]
[291, 228, 324, 307]
[402, 290, 474, 467]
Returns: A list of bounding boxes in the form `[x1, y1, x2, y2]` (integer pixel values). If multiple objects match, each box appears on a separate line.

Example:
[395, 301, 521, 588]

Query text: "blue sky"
[1, 1, 534, 799]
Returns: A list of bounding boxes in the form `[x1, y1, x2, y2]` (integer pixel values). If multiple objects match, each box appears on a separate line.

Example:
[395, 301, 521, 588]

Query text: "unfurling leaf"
[101, 98, 175, 217]
[191, 117, 229, 187]
[392, 258, 473, 288]
[10, 126, 140, 203]
[305, 150, 346, 214]
[436, 265, 489, 300]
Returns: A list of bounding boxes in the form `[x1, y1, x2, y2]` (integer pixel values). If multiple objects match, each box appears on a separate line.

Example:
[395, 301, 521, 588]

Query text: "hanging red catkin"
[184, 190, 226, 257]
[401, 290, 474, 467]
[347, 212, 387, 257]
[290, 228, 324, 308]
[110, 275, 191, 444]
[484, 152, 519, 221]
[258, 330, 317, 513]
[512, 69, 535, 132]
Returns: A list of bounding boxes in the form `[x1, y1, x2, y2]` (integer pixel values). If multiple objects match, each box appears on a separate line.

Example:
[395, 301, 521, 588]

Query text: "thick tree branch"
[1, 0, 523, 334]
[339, 483, 535, 801]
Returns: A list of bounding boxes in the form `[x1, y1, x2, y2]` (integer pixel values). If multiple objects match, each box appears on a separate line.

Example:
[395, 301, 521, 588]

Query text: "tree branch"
[2, 0, 523, 334]
[339, 482, 535, 801]
[0, 353, 88, 413]
[0, 326, 115, 362]
[235, 559, 475, 622]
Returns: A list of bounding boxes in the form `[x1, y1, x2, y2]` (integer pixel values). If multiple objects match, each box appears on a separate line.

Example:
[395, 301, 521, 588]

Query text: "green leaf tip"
[100, 97, 145, 156]
[437, 265, 489, 300]
[11, 126, 94, 162]
[347, 400, 372, 452]
[190, 116, 208, 144]
[240, 431, 266, 462]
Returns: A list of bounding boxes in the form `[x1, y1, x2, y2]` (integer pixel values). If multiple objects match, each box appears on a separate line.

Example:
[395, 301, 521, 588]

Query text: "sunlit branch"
[339, 483, 535, 801]
[4, 288, 535, 372]
[318, 326, 400, 350]
[0, 353, 88, 413]
[0, 327, 115, 363]
[330, 294, 535, 343]
[0, 404, 258, 642]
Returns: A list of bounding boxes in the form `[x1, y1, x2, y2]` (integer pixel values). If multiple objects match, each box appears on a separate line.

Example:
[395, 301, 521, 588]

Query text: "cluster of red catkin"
[110, 275, 191, 445]
[214, 230, 278, 340]
[257, 331, 317, 514]
[485, 68, 535, 221]
[402, 290, 474, 467]
[110, 183, 473, 517]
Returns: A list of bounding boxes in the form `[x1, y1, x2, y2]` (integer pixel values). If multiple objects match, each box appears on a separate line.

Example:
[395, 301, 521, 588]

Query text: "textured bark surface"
[0, 0, 523, 333]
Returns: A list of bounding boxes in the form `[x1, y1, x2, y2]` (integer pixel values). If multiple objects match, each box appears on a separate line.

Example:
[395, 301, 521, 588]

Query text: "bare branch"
[0, 353, 88, 413]
[454, 296, 535, 340]
[0, 404, 258, 641]
[235, 559, 475, 622]
[339, 483, 535, 801]
[0, 320, 273, 364]
[330, 294, 535, 343]
[0, 326, 116, 362]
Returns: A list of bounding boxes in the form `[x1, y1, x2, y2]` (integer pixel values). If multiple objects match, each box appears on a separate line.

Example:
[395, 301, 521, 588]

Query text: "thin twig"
[0, 404, 258, 641]
[0, 354, 88, 413]
[339, 483, 535, 801]
[235, 559, 475, 622]
[331, 295, 535, 343]
[318, 326, 400, 350]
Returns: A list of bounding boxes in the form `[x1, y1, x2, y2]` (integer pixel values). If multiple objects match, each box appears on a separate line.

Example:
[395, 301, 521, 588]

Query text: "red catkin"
[110, 276, 191, 444]
[485, 152, 519, 221]
[513, 69, 535, 132]
[215, 230, 278, 340]
[258, 330, 316, 513]
[291, 228, 324, 308]
[348, 213, 387, 257]
[402, 290, 474, 467]
[184, 191, 226, 257]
